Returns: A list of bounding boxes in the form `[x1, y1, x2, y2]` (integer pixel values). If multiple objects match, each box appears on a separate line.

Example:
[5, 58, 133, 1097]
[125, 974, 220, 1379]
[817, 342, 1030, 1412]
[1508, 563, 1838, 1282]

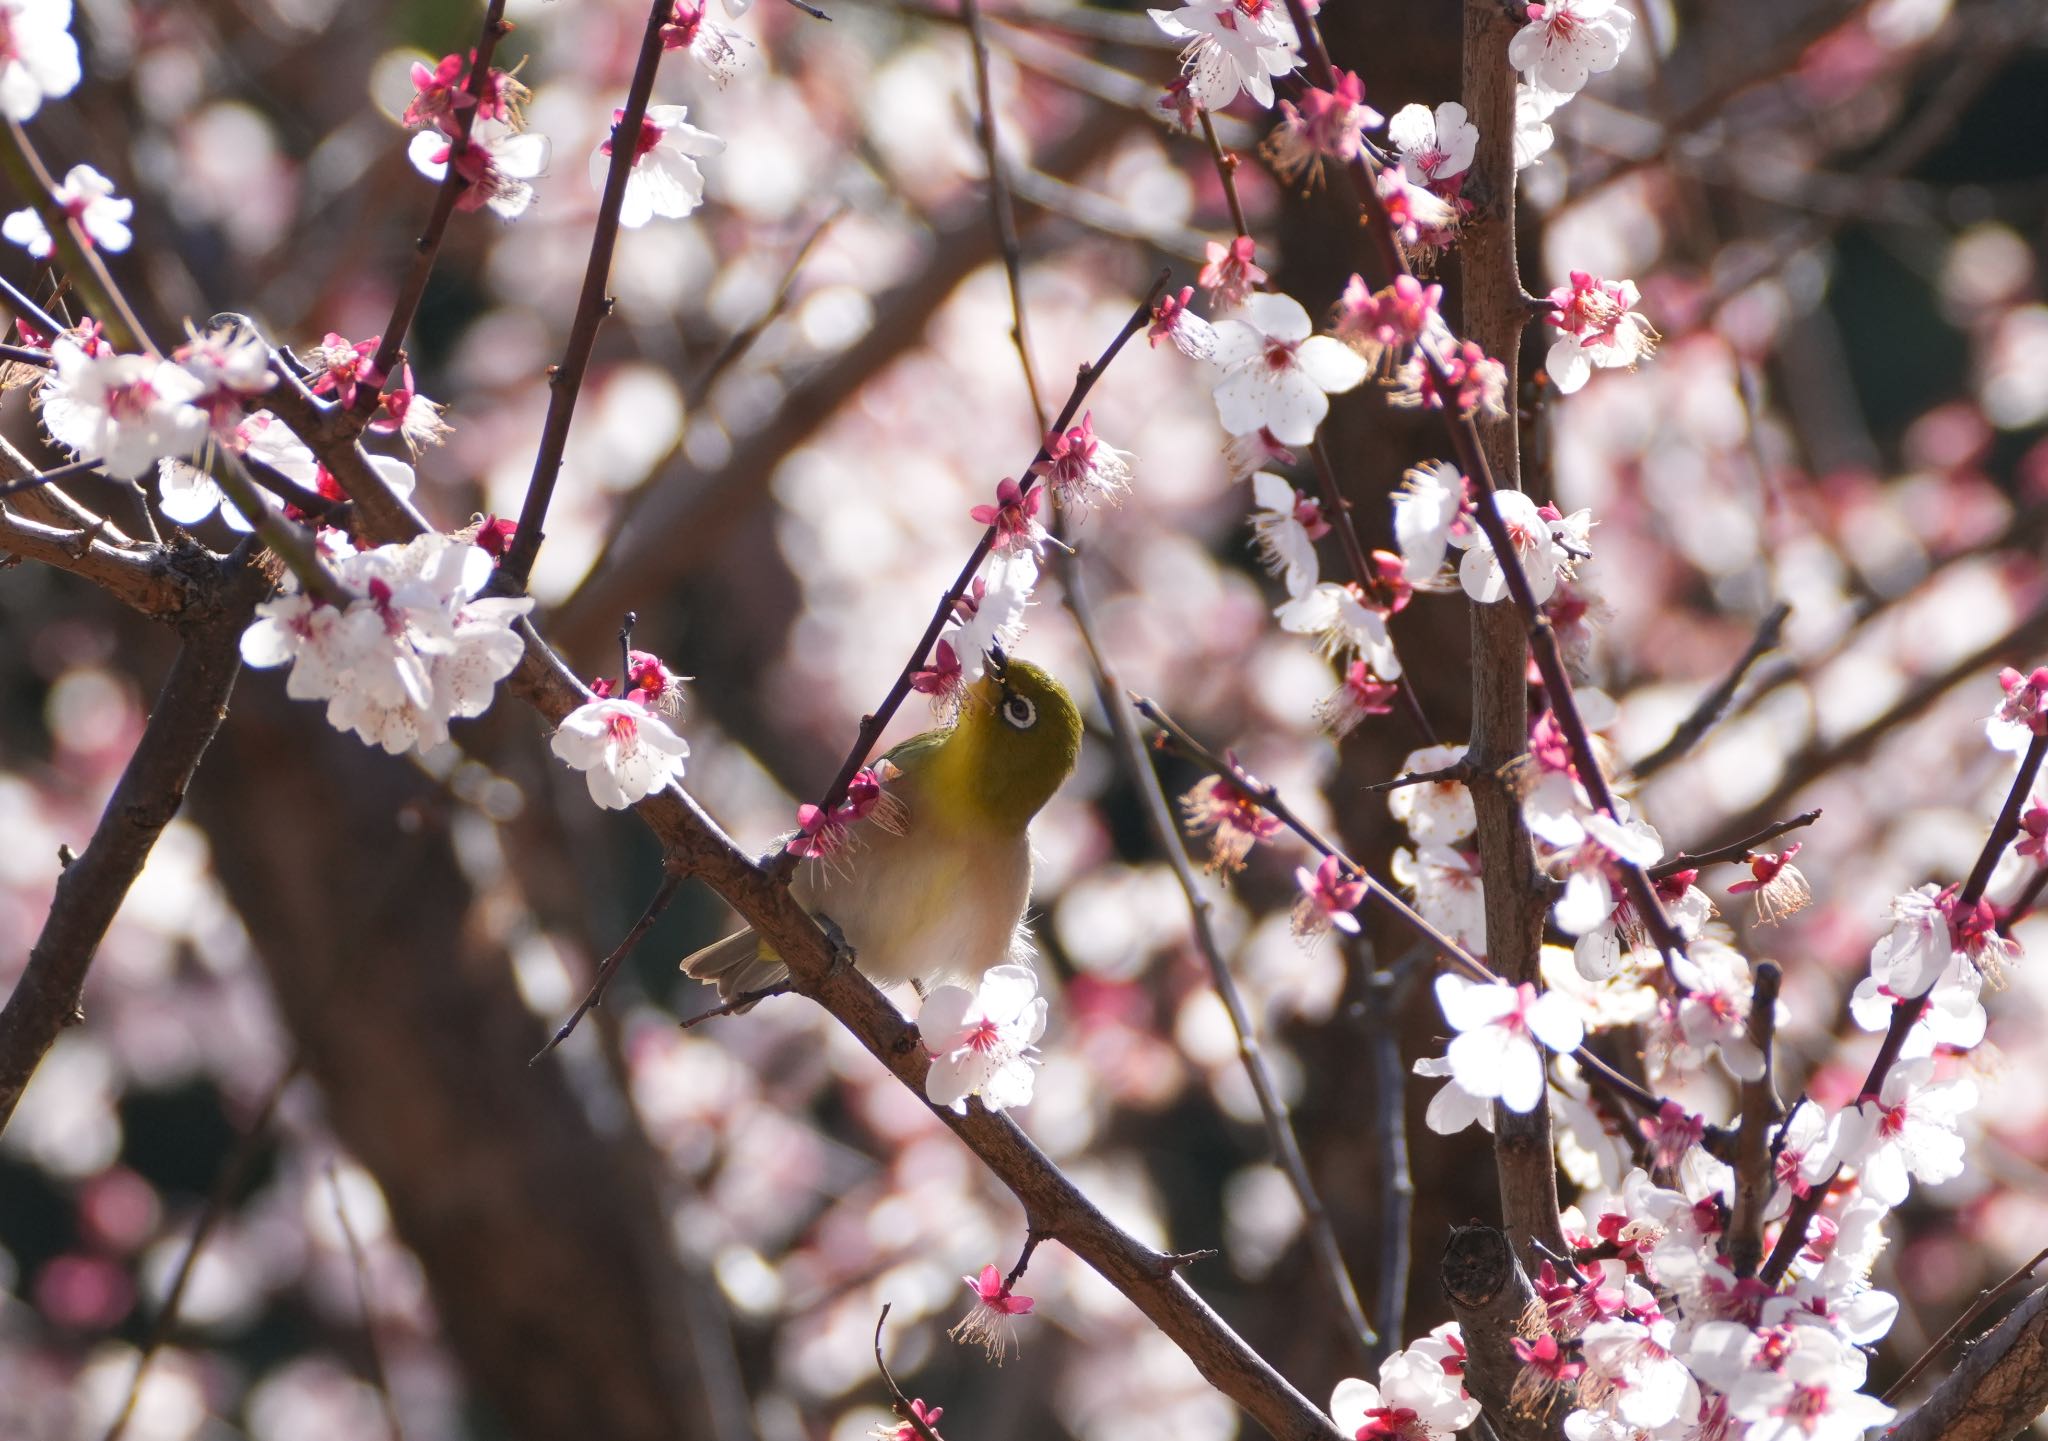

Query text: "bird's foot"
[817, 913, 857, 972]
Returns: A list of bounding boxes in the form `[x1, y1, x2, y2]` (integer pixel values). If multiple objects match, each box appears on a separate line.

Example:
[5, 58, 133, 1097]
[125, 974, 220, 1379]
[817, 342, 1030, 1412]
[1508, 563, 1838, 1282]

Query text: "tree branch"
[0, 546, 268, 1133]
[1627, 602, 1790, 781]
[1887, 1281, 2048, 1441]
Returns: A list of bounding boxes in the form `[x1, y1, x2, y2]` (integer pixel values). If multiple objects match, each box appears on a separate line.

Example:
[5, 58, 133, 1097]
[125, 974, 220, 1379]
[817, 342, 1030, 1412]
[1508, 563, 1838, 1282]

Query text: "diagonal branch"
[1886, 1280, 2048, 1441]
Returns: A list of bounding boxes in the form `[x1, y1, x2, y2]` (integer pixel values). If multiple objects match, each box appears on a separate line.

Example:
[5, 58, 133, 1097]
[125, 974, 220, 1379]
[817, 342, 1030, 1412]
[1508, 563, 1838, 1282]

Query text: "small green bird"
[682, 656, 1083, 1002]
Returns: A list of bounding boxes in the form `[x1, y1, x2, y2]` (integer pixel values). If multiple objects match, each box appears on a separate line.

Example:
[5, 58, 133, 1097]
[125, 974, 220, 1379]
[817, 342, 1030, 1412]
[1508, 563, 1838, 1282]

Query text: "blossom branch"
[1198, 110, 1253, 241]
[0, 119, 154, 353]
[0, 269, 65, 337]
[773, 275, 1167, 884]
[1131, 693, 1668, 1122]
[1650, 810, 1822, 878]
[1627, 602, 1791, 781]
[0, 546, 268, 1135]
[1722, 960, 1782, 1278]
[1364, 760, 1473, 794]
[356, 0, 516, 420]
[497, 0, 676, 589]
[1068, 566, 1378, 1360]
[1763, 728, 2048, 1284]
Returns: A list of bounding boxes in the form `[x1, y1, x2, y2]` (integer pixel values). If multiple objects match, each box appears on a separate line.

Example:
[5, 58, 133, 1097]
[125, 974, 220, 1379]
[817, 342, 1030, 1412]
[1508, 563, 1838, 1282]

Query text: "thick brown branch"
[0, 504, 201, 618]
[1722, 961, 1781, 1277]
[1887, 1281, 2048, 1441]
[0, 548, 267, 1133]
[1441, 1225, 1556, 1441]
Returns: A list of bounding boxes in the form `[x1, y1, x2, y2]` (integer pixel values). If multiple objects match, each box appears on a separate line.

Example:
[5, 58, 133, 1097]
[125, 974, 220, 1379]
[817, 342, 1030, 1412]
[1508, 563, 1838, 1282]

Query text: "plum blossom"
[1825, 1057, 1976, 1206]
[970, 476, 1051, 553]
[408, 118, 552, 219]
[1452, 490, 1569, 604]
[1147, 0, 1300, 110]
[592, 103, 724, 226]
[1387, 744, 1475, 844]
[1687, 1323, 1892, 1441]
[242, 532, 535, 756]
[37, 339, 209, 481]
[1393, 843, 1487, 956]
[921, 965, 1047, 1115]
[1249, 471, 1326, 598]
[1726, 844, 1810, 923]
[1848, 953, 1985, 1059]
[1211, 292, 1369, 445]
[550, 696, 691, 808]
[948, 1263, 1033, 1362]
[660, 0, 754, 85]
[1277, 581, 1401, 678]
[1376, 170, 1458, 256]
[1547, 271, 1659, 394]
[1508, 0, 1634, 97]
[1035, 412, 1132, 509]
[1389, 339, 1506, 418]
[4, 164, 132, 260]
[1179, 772, 1282, 875]
[1334, 274, 1447, 377]
[1316, 662, 1400, 739]
[942, 549, 1038, 684]
[1662, 938, 1774, 1081]
[1330, 1339, 1481, 1441]
[1514, 83, 1561, 169]
[1199, 235, 1267, 310]
[1551, 812, 1663, 980]
[1149, 285, 1219, 360]
[1392, 461, 1466, 581]
[403, 50, 528, 133]
[1265, 70, 1381, 185]
[0, 0, 81, 122]
[1866, 883, 1953, 997]
[1388, 102, 1479, 192]
[1988, 664, 2048, 751]
[1576, 1316, 1695, 1430]
[1432, 972, 1584, 1114]
[1292, 854, 1366, 941]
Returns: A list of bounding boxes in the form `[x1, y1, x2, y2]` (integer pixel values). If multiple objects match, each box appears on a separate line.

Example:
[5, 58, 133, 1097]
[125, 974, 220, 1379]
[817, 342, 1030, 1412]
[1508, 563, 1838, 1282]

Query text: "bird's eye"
[1001, 693, 1037, 730]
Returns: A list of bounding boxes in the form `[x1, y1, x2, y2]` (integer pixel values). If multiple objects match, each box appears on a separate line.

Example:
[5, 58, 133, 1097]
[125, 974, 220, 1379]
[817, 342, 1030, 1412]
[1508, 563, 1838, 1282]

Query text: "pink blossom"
[1292, 854, 1367, 940]
[1316, 661, 1400, 738]
[1390, 340, 1507, 419]
[1179, 771, 1281, 875]
[593, 104, 724, 227]
[409, 118, 552, 220]
[550, 696, 690, 808]
[1265, 69, 1381, 184]
[1249, 471, 1325, 598]
[1726, 843, 1810, 923]
[1199, 235, 1267, 310]
[1334, 273, 1445, 375]
[1988, 664, 2048, 750]
[947, 1262, 1035, 1361]
[660, 0, 754, 86]
[1148, 285, 1219, 360]
[1034, 412, 1133, 509]
[1546, 271, 1659, 393]
[969, 476, 1049, 552]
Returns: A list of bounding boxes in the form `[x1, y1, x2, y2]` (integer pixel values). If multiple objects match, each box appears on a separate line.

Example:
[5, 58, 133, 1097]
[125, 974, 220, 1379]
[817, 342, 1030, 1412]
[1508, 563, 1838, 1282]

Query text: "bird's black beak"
[987, 643, 1010, 683]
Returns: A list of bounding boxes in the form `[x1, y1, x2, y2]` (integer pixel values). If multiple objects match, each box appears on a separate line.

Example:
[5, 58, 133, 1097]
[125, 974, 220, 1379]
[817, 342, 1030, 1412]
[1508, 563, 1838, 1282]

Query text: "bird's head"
[945, 652, 1082, 831]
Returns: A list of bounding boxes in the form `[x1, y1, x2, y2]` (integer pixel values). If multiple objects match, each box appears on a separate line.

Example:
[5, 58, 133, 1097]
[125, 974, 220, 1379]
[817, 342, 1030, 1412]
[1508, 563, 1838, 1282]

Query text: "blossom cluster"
[239, 531, 533, 755]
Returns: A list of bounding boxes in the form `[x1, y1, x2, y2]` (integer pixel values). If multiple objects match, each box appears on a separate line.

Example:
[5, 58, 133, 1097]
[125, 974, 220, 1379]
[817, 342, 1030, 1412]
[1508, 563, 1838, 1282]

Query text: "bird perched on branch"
[681, 655, 1082, 1003]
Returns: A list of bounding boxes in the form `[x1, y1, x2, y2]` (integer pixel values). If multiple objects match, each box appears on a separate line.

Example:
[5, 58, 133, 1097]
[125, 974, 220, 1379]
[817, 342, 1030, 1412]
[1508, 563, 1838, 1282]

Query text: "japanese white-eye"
[682, 656, 1082, 1001]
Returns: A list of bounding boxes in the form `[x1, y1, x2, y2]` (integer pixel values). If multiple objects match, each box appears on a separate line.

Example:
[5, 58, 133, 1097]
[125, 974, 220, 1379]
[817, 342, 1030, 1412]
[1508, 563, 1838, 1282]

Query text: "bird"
[681, 654, 1082, 1004]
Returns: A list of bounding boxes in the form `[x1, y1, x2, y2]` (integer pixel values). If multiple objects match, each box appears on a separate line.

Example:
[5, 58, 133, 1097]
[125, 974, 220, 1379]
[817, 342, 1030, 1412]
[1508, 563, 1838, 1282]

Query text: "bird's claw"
[817, 913, 857, 972]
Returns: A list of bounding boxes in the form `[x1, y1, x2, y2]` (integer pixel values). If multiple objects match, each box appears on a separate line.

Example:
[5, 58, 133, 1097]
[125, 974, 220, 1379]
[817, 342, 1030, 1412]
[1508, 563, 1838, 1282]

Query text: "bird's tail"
[680, 929, 790, 1009]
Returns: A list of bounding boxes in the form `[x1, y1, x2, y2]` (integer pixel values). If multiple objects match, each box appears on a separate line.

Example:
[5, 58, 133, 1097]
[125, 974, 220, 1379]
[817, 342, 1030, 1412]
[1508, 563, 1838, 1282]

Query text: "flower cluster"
[4, 163, 131, 260]
[1547, 271, 1660, 395]
[240, 531, 533, 756]
[0, 0, 81, 122]
[401, 50, 549, 220]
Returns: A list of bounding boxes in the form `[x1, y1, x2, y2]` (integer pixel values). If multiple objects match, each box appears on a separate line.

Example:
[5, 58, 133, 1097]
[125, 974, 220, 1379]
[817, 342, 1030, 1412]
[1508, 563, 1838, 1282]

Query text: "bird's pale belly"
[791, 819, 1033, 988]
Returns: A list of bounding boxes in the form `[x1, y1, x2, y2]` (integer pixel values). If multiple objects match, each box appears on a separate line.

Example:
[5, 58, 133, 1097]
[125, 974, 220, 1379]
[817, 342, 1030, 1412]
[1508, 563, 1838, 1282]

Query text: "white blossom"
[920, 965, 1047, 1114]
[1147, 0, 1300, 110]
[550, 697, 691, 808]
[3, 164, 131, 259]
[592, 103, 724, 227]
[1210, 291, 1369, 447]
[0, 0, 81, 121]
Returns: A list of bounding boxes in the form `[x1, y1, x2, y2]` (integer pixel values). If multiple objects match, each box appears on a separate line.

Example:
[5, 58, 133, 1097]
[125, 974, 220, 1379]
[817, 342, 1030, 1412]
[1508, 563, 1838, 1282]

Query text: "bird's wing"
[679, 928, 790, 1005]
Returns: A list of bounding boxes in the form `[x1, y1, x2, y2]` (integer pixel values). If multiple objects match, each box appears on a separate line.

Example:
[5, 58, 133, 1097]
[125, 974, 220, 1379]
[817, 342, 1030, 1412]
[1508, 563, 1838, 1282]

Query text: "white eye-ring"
[1001, 693, 1037, 730]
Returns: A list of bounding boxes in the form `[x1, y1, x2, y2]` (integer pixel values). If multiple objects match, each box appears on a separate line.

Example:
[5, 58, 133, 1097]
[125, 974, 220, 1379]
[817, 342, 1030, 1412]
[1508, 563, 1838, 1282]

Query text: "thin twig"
[101, 1063, 299, 1441]
[873, 1306, 946, 1441]
[685, 206, 846, 411]
[1364, 762, 1472, 794]
[358, 1, 515, 422]
[1882, 1246, 2048, 1404]
[1003, 1229, 1043, 1291]
[1363, 959, 1414, 1367]
[679, 982, 794, 1028]
[959, 0, 1047, 431]
[0, 269, 65, 337]
[327, 1164, 407, 1441]
[1650, 810, 1821, 878]
[1199, 110, 1252, 241]
[1132, 692, 1668, 1121]
[1628, 603, 1791, 780]
[534, 863, 688, 1061]
[772, 276, 1168, 885]
[1723, 961, 1782, 1277]
[0, 340, 51, 365]
[1069, 562, 1378, 1359]
[498, 0, 677, 588]
[0, 456, 104, 498]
